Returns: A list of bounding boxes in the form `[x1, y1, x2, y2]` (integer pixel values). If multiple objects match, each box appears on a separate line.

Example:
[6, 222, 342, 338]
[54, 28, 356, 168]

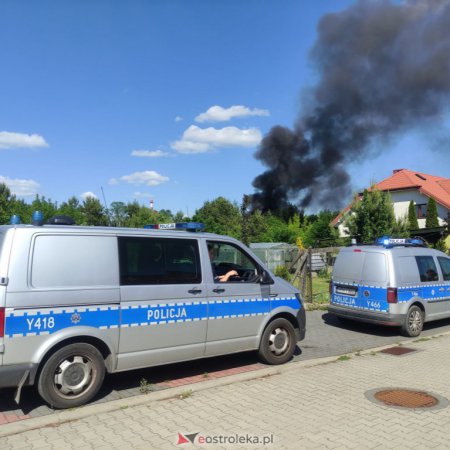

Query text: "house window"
[415, 204, 427, 219]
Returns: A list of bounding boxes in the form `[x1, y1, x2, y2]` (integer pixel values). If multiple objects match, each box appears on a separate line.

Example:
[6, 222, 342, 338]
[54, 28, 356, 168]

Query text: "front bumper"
[328, 304, 404, 327]
[0, 363, 38, 389]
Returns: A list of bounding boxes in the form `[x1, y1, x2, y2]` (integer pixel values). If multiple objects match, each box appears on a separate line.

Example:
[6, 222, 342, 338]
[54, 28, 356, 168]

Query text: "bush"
[317, 268, 330, 279]
[274, 265, 291, 282]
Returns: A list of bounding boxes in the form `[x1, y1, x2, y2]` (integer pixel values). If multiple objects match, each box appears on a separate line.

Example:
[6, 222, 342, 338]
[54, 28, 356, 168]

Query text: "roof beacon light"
[10, 215, 21, 225]
[32, 211, 44, 226]
[144, 222, 205, 232]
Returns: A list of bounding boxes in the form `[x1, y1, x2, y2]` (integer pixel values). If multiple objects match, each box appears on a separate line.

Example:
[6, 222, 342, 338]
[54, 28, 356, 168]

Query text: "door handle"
[188, 288, 202, 295]
[213, 288, 225, 293]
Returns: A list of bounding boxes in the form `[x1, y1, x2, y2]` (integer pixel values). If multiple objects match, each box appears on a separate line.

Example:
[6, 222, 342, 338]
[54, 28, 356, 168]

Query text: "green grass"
[293, 275, 330, 304]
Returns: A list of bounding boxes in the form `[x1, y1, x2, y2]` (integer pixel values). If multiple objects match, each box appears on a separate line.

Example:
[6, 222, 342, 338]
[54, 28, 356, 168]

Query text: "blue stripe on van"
[5, 297, 300, 338]
[331, 285, 389, 312]
[331, 282, 450, 312]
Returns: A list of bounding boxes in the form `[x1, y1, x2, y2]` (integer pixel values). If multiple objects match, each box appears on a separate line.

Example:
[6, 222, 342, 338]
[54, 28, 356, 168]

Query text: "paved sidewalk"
[2, 333, 450, 449]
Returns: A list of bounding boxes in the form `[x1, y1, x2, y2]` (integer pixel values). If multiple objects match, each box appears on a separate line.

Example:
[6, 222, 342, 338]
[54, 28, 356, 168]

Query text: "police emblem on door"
[71, 313, 81, 324]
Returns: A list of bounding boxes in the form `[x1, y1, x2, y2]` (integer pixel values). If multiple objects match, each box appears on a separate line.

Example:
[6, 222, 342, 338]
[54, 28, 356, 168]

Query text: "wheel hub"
[55, 356, 93, 396]
[409, 311, 422, 332]
[268, 327, 289, 355]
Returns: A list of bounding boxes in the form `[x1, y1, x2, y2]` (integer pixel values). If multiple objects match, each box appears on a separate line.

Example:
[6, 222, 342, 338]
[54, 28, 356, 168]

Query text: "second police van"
[329, 237, 450, 337]
[0, 219, 305, 409]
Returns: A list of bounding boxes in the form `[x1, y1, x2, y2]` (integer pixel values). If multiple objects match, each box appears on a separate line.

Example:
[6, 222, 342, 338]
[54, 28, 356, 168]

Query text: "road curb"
[2, 330, 450, 438]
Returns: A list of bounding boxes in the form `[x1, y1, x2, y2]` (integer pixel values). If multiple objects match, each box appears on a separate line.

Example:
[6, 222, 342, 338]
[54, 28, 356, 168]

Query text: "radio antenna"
[100, 186, 112, 226]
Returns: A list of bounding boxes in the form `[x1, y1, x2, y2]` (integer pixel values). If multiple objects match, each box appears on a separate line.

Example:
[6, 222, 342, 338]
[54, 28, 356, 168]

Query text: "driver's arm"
[217, 270, 239, 282]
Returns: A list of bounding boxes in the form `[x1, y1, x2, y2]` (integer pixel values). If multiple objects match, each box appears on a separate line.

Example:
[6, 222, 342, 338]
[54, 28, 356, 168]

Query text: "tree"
[58, 196, 84, 224]
[425, 197, 439, 228]
[246, 209, 269, 244]
[193, 197, 241, 238]
[346, 189, 396, 244]
[110, 201, 128, 227]
[82, 197, 109, 226]
[260, 212, 291, 242]
[0, 183, 13, 224]
[303, 210, 339, 248]
[31, 195, 58, 223]
[408, 200, 419, 231]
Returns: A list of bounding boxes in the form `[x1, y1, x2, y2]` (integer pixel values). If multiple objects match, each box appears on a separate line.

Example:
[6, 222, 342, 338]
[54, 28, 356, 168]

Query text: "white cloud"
[0, 175, 40, 196]
[80, 192, 98, 200]
[175, 116, 184, 122]
[131, 149, 170, 158]
[171, 125, 262, 154]
[115, 170, 169, 186]
[195, 105, 269, 123]
[0, 131, 49, 149]
[133, 191, 154, 198]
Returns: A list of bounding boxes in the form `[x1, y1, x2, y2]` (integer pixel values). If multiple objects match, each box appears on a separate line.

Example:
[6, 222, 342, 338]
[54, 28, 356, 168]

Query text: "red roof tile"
[374, 169, 450, 210]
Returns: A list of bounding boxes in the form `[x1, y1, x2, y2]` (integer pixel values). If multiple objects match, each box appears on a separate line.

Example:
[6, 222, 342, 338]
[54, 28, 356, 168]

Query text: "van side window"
[438, 257, 450, 281]
[118, 237, 201, 285]
[207, 240, 260, 283]
[415, 256, 439, 282]
[31, 235, 119, 288]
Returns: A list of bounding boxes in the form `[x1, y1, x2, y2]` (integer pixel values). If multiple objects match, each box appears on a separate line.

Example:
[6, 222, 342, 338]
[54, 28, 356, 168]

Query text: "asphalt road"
[2, 310, 450, 418]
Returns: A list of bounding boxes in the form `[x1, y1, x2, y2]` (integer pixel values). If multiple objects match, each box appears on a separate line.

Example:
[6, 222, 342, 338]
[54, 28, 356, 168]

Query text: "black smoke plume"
[252, 0, 450, 212]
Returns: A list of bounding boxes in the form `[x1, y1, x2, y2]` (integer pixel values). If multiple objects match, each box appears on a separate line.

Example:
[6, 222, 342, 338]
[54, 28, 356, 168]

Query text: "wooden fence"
[289, 246, 342, 303]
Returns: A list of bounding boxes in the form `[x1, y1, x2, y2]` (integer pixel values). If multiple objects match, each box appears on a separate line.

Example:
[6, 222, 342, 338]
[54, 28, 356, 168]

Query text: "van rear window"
[333, 250, 364, 280]
[118, 237, 201, 285]
[361, 252, 387, 284]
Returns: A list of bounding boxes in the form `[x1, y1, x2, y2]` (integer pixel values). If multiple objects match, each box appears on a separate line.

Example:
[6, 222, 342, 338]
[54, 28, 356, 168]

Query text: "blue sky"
[1, 0, 449, 216]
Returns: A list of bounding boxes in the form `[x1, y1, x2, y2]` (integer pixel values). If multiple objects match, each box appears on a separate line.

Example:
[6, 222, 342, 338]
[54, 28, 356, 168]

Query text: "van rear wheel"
[38, 343, 105, 409]
[401, 306, 424, 337]
[258, 318, 296, 365]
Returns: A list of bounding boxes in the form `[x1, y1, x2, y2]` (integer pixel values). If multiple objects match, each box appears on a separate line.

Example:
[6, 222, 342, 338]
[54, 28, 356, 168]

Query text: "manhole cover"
[380, 347, 417, 356]
[375, 389, 437, 408]
[366, 388, 449, 410]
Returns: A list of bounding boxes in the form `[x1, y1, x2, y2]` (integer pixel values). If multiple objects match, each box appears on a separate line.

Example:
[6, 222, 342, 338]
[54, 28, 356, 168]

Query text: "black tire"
[401, 306, 424, 337]
[258, 318, 296, 365]
[37, 343, 105, 409]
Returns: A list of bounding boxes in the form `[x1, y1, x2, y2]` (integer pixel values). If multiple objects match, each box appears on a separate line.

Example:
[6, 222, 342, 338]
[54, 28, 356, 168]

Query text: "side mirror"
[260, 270, 274, 285]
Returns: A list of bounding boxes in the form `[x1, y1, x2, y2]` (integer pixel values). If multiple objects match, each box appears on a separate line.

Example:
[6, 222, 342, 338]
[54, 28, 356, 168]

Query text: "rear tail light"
[0, 308, 4, 337]
[387, 288, 398, 304]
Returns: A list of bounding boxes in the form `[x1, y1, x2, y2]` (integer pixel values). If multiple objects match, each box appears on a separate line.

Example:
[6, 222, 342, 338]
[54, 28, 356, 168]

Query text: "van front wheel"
[258, 318, 296, 365]
[38, 343, 105, 409]
[401, 306, 424, 337]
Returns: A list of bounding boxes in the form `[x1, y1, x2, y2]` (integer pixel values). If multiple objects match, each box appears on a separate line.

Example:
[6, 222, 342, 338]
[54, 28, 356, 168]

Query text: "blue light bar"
[375, 236, 426, 247]
[144, 222, 205, 232]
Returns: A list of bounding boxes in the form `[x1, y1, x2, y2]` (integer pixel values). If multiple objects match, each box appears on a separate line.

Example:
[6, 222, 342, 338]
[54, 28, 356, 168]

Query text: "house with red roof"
[332, 169, 450, 244]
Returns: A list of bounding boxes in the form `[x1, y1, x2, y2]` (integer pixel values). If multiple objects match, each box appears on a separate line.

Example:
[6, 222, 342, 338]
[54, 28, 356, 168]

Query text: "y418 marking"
[26, 316, 55, 331]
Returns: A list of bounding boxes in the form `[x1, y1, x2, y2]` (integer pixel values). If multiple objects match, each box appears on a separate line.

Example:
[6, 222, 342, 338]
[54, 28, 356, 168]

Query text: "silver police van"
[0, 220, 305, 408]
[329, 237, 450, 337]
